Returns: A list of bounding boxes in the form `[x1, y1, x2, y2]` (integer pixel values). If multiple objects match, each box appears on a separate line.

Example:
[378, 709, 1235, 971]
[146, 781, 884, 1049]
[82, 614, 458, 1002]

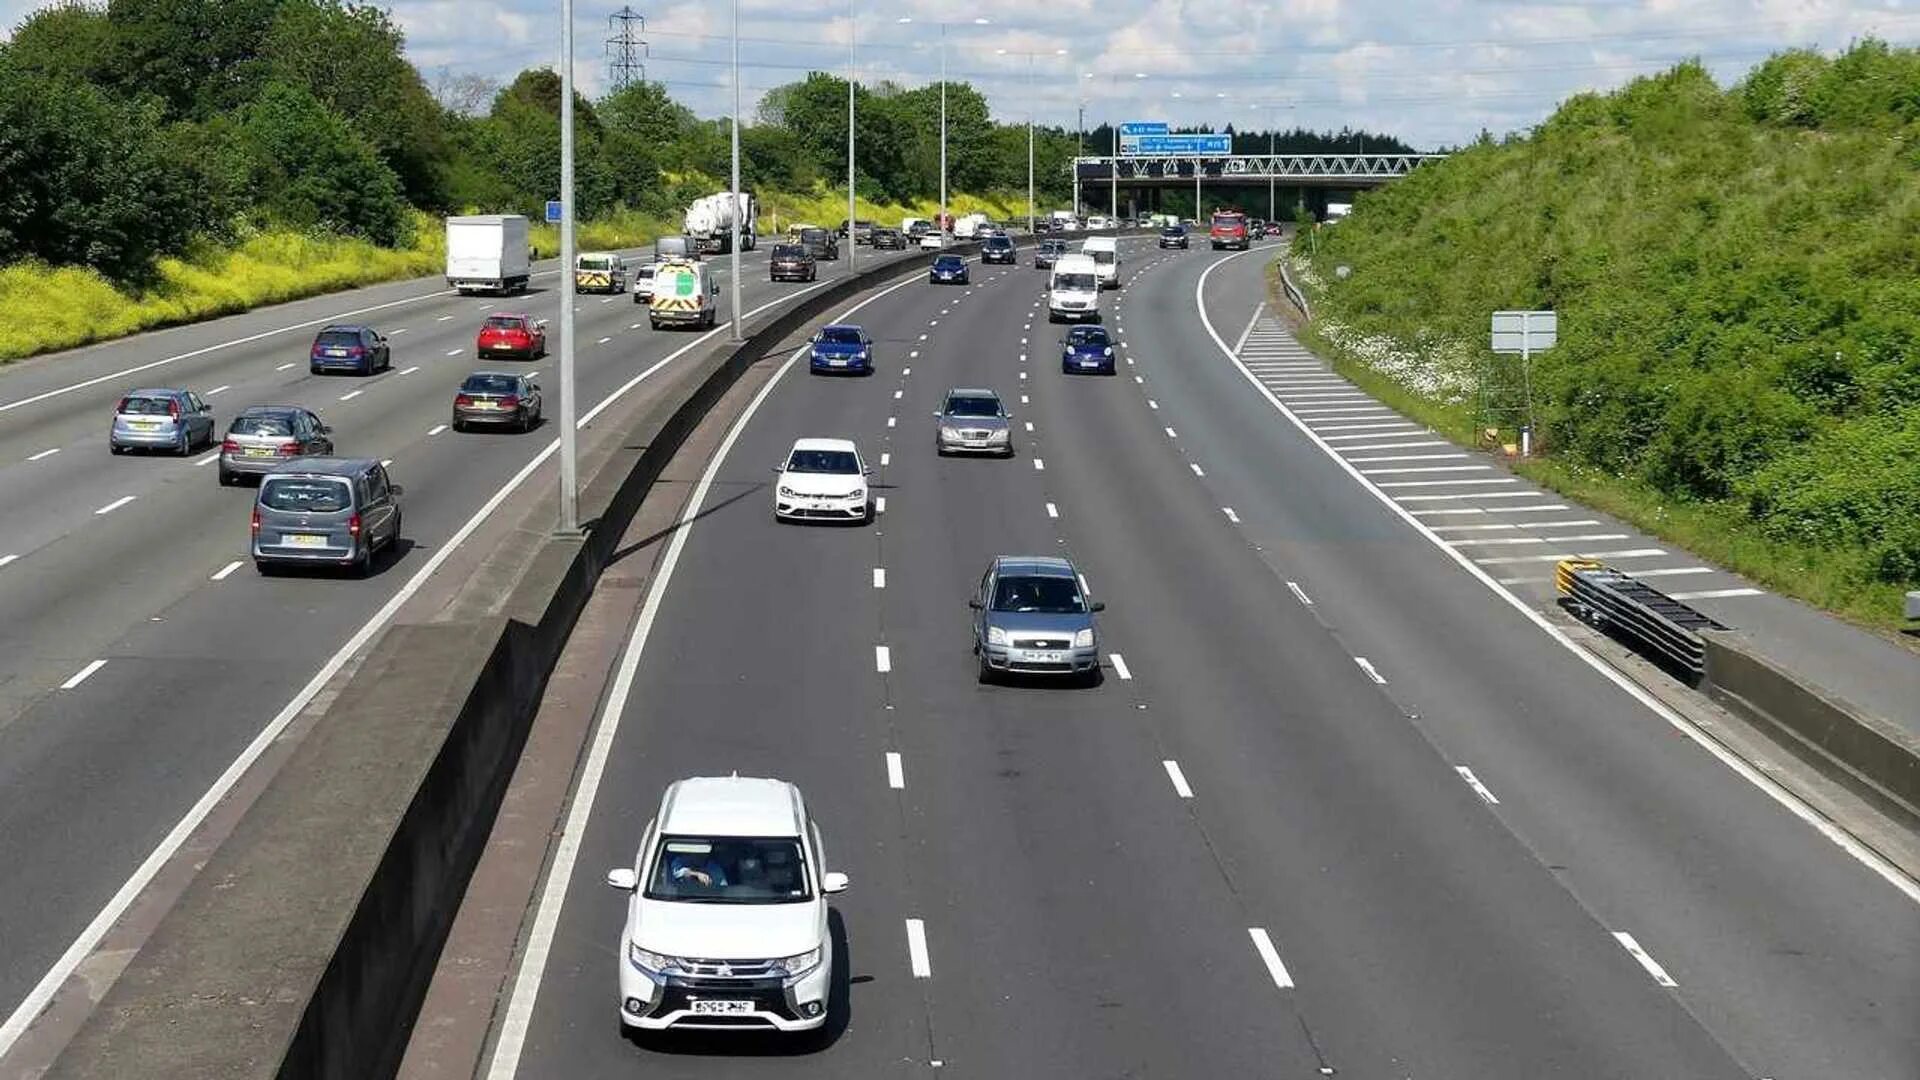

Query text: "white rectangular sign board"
[1491, 310, 1557, 353]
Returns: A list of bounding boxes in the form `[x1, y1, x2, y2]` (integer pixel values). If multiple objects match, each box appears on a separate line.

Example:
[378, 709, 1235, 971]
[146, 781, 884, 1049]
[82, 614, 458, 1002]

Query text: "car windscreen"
[461, 374, 520, 394]
[934, 257, 963, 269]
[992, 575, 1085, 614]
[1054, 272, 1096, 291]
[786, 449, 859, 474]
[1161, 227, 1184, 236]
[315, 330, 361, 347]
[483, 316, 525, 331]
[1068, 328, 1109, 346]
[259, 478, 351, 513]
[773, 245, 806, 259]
[229, 413, 294, 436]
[635, 265, 655, 278]
[118, 396, 174, 415]
[944, 396, 1000, 418]
[1043, 242, 1067, 253]
[985, 238, 1012, 249]
[645, 836, 810, 904]
[817, 327, 863, 345]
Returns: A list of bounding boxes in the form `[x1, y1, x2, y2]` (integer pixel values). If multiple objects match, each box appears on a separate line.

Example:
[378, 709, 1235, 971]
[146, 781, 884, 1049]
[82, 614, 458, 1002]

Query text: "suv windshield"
[461, 374, 520, 393]
[260, 477, 351, 513]
[1161, 227, 1184, 236]
[1212, 214, 1244, 229]
[1055, 272, 1096, 291]
[787, 449, 858, 474]
[817, 327, 862, 345]
[646, 836, 810, 904]
[230, 413, 294, 436]
[1042, 241, 1067, 253]
[992, 575, 1085, 613]
[944, 395, 1000, 418]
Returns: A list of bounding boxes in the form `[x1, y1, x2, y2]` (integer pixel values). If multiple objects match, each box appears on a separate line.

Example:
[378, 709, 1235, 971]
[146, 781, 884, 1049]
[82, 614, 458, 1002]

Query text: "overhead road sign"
[1126, 134, 1232, 156]
[1119, 122, 1169, 136]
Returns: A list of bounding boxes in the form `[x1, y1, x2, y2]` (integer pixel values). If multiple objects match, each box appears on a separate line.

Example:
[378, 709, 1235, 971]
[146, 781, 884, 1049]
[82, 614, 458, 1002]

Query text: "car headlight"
[1073, 628, 1095, 648]
[855, 350, 868, 360]
[845, 488, 867, 501]
[629, 943, 680, 976]
[987, 428, 1009, 441]
[767, 946, 823, 980]
[1103, 347, 1114, 357]
[987, 626, 1010, 646]
[778, 485, 797, 497]
[940, 426, 961, 439]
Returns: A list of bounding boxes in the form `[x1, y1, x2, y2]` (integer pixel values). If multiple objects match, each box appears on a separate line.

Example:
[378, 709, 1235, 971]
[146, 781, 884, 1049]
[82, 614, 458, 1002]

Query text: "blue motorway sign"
[545, 199, 563, 223]
[1127, 134, 1232, 156]
[1118, 121, 1169, 136]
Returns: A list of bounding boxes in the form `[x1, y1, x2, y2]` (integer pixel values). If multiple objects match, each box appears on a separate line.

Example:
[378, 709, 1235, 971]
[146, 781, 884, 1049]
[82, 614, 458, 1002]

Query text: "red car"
[476, 313, 547, 360]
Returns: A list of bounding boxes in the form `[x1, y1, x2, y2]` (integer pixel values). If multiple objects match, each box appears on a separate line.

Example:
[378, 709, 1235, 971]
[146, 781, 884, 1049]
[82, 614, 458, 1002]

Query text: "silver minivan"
[251, 457, 403, 577]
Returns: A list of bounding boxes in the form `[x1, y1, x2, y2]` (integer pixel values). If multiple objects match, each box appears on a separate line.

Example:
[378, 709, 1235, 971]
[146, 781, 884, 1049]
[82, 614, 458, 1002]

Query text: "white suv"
[607, 776, 849, 1032]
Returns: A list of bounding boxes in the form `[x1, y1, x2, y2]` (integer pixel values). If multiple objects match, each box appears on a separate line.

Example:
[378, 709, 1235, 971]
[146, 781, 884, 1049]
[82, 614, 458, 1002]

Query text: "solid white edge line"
[1247, 927, 1295, 990]
[1193, 247, 1920, 906]
[1162, 760, 1195, 799]
[1456, 765, 1500, 805]
[1612, 932, 1679, 988]
[905, 919, 932, 978]
[886, 752, 905, 790]
[58, 659, 107, 691]
[209, 560, 244, 582]
[1109, 653, 1132, 680]
[480, 268, 926, 1079]
[0, 267, 830, 1060]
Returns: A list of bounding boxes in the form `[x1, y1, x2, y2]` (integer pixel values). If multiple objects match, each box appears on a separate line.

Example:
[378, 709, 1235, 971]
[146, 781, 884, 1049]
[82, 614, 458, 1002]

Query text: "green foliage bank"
[1299, 44, 1920, 626]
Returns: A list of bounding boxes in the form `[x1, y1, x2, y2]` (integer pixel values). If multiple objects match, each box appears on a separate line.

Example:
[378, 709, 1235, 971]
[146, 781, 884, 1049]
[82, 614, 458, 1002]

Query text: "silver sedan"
[934, 387, 1014, 457]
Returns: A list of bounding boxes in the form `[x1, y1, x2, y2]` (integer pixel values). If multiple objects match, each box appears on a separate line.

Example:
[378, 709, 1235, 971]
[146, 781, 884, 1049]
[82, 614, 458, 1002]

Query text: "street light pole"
[728, 0, 742, 341]
[939, 22, 947, 235]
[1026, 53, 1034, 236]
[847, 0, 856, 271]
[557, 0, 578, 531]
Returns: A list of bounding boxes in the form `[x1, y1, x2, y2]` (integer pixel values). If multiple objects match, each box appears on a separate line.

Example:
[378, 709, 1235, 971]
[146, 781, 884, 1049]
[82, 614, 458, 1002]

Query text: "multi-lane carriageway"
[476, 239, 1917, 1077]
[0, 242, 832, 1058]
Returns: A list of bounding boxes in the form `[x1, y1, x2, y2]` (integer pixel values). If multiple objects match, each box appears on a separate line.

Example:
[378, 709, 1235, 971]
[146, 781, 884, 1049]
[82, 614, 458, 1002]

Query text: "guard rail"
[1555, 559, 1726, 682]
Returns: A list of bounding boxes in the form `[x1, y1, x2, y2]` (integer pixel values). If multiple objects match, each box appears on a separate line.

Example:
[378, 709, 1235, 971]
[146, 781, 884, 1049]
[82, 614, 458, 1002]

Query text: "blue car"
[1061, 325, 1116, 375]
[809, 324, 873, 375]
[310, 324, 390, 375]
[929, 254, 969, 285]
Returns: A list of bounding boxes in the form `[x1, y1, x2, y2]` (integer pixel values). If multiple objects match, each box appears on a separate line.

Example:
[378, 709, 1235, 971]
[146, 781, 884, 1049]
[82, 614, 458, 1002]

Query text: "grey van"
[251, 457, 403, 576]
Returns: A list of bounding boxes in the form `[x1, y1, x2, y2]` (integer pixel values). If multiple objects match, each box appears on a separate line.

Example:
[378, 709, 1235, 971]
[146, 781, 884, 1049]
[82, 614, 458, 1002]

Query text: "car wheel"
[255, 560, 276, 577]
[350, 545, 371, 578]
[519, 410, 532, 434]
[109, 442, 124, 455]
[977, 655, 995, 685]
[218, 468, 236, 486]
[451, 418, 464, 433]
[311, 366, 322, 375]
[177, 429, 192, 456]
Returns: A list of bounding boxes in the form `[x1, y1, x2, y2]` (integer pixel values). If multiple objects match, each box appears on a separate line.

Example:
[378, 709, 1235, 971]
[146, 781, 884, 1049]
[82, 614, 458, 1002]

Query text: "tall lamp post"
[846, 0, 856, 271]
[728, 0, 742, 341]
[897, 16, 990, 237]
[998, 47, 1067, 235]
[557, 0, 578, 530]
[1074, 71, 1092, 216]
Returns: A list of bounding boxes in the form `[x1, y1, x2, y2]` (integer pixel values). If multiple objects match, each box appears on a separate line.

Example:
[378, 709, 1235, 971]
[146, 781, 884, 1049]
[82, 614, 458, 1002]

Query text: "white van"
[1081, 236, 1120, 289]
[648, 259, 720, 330]
[1048, 253, 1101, 323]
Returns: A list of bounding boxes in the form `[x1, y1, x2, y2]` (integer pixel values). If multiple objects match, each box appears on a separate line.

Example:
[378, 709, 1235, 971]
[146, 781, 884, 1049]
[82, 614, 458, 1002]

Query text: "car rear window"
[773, 245, 806, 258]
[315, 330, 361, 347]
[118, 396, 174, 415]
[461, 374, 520, 393]
[230, 414, 294, 436]
[260, 478, 351, 513]
[484, 316, 525, 331]
[578, 256, 615, 269]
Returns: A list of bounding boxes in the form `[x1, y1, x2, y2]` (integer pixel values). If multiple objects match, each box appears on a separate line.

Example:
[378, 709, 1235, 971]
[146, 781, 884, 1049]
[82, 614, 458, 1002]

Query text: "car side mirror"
[1090, 600, 1106, 612]
[967, 598, 982, 609]
[535, 319, 550, 329]
[389, 484, 404, 498]
[771, 463, 784, 473]
[606, 867, 638, 891]
[319, 424, 333, 435]
[529, 383, 541, 392]
[822, 872, 849, 894]
[862, 466, 874, 476]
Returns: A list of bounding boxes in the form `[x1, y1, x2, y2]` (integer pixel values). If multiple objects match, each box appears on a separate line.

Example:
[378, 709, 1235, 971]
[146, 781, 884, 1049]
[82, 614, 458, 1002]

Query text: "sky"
[5, 0, 1918, 148]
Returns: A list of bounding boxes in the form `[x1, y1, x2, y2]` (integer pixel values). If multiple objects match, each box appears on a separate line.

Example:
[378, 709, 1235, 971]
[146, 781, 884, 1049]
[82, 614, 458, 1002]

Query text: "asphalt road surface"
[0, 242, 881, 1039]
[486, 237, 1919, 1078]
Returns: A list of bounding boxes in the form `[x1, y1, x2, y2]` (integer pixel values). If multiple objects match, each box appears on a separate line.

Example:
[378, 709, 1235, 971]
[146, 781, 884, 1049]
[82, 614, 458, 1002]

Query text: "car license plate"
[284, 534, 327, 548]
[327, 349, 348, 357]
[829, 358, 847, 366]
[474, 401, 496, 409]
[132, 421, 161, 430]
[243, 448, 274, 458]
[1025, 650, 1064, 663]
[690, 999, 752, 1015]
[1081, 360, 1100, 367]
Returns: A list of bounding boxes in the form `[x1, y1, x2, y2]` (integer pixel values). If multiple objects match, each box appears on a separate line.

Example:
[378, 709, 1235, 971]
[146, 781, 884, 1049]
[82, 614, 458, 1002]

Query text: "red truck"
[1209, 210, 1250, 250]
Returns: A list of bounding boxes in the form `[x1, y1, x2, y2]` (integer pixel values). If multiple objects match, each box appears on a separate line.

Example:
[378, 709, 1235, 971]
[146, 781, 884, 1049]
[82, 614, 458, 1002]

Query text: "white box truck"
[445, 215, 531, 294]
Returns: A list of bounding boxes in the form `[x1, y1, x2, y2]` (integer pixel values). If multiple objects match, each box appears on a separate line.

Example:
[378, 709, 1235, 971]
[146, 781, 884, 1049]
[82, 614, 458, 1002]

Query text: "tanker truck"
[684, 191, 758, 255]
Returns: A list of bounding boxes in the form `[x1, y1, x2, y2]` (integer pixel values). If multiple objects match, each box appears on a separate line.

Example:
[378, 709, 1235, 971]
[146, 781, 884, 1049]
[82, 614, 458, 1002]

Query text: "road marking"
[392, 365, 420, 377]
[1456, 766, 1500, 804]
[94, 496, 135, 516]
[27, 447, 60, 462]
[893, 389, 903, 399]
[1431, 520, 1602, 532]
[1248, 928, 1295, 990]
[873, 568, 886, 589]
[1024, 421, 1033, 432]
[1222, 507, 1240, 524]
[876, 496, 887, 514]
[390, 327, 408, 334]
[445, 348, 463, 356]
[1134, 375, 1144, 384]
[1019, 371, 1027, 380]
[1335, 440, 1449, 451]
[887, 417, 896, 428]
[1668, 587, 1764, 600]
[1354, 657, 1387, 684]
[1148, 399, 1159, 409]
[0, 555, 16, 570]
[210, 560, 244, 582]
[1189, 463, 1205, 477]
[1377, 478, 1518, 489]
[918, 333, 928, 341]
[1612, 932, 1678, 987]
[880, 452, 891, 466]
[193, 451, 219, 467]
[910, 350, 919, 358]
[1164, 426, 1178, 439]
[905, 919, 932, 977]
[1475, 548, 1667, 565]
[902, 367, 912, 376]
[1624, 566, 1715, 578]
[1361, 465, 1490, 476]
[1347, 453, 1467, 463]
[428, 424, 448, 436]
[1033, 457, 1045, 471]
[275, 362, 296, 371]
[60, 660, 107, 690]
[886, 752, 905, 789]
[437, 315, 454, 322]
[1287, 581, 1313, 606]
[630, 323, 643, 330]
[1046, 502, 1058, 519]
[875, 645, 891, 673]
[1394, 490, 1548, 501]
[1109, 653, 1132, 680]
[5, 268, 850, 1067]
[1162, 760, 1194, 798]
[339, 390, 363, 401]
[206, 384, 231, 396]
[1317, 421, 1415, 433]
[597, 336, 611, 345]
[1021, 395, 1029, 404]
[1447, 534, 1630, 547]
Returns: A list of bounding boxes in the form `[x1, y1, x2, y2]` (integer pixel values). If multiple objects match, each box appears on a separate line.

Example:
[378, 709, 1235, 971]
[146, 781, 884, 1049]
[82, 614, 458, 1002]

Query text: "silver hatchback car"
[218, 406, 333, 486]
[109, 388, 216, 455]
[934, 387, 1013, 457]
[251, 457, 403, 577]
[970, 555, 1104, 685]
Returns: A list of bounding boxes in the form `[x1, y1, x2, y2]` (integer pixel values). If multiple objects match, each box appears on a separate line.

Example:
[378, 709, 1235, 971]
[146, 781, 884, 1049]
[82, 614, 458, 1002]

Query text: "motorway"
[0, 241, 876, 1044]
[485, 237, 1918, 1077]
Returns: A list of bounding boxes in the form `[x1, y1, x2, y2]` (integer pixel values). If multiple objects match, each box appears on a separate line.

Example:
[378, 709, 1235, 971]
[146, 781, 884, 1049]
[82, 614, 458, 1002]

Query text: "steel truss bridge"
[1074, 153, 1445, 187]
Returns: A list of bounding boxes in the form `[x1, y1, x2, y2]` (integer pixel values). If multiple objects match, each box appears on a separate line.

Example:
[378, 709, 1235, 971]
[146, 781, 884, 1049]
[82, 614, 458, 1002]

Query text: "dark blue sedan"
[808, 324, 873, 375]
[1061, 325, 1115, 375]
[929, 254, 969, 285]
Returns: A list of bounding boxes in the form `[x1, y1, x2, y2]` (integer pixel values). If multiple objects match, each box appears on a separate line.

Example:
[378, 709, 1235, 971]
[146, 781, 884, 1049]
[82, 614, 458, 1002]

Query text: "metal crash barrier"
[1555, 559, 1727, 682]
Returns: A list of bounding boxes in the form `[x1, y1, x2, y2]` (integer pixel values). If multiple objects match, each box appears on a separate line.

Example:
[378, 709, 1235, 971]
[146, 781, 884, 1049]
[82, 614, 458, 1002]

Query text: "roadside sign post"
[1490, 310, 1557, 456]
[544, 200, 562, 224]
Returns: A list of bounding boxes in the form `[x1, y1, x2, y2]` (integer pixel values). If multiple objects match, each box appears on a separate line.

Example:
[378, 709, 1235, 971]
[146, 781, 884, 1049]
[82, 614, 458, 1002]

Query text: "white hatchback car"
[607, 776, 849, 1033]
[772, 437, 872, 523]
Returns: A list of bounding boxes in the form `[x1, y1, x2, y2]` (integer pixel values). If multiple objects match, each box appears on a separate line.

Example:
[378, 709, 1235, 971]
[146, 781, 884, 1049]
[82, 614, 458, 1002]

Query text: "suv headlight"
[768, 946, 823, 981]
[629, 943, 680, 976]
[987, 626, 1010, 646]
[1073, 628, 1095, 648]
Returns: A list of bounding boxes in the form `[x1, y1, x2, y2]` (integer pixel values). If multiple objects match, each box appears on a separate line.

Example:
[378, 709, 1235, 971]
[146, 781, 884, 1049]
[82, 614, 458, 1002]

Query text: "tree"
[6, 2, 118, 85]
[105, 0, 286, 118]
[431, 68, 499, 118]
[238, 81, 408, 244]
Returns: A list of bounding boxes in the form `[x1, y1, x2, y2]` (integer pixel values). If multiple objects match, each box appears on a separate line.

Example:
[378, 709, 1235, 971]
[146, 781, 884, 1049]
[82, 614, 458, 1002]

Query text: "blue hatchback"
[929, 254, 969, 285]
[1061, 325, 1115, 374]
[809, 324, 873, 375]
